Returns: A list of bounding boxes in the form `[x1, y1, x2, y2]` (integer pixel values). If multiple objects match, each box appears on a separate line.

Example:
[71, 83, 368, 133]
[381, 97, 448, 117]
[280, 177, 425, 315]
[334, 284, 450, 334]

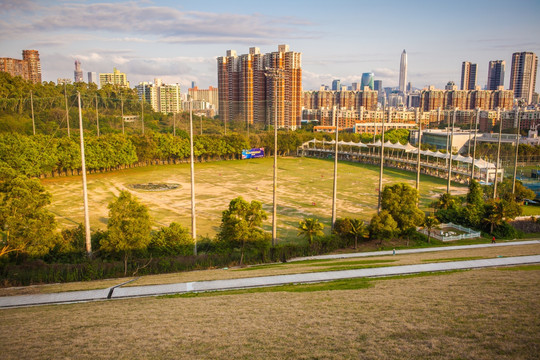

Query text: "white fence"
[418, 222, 481, 242]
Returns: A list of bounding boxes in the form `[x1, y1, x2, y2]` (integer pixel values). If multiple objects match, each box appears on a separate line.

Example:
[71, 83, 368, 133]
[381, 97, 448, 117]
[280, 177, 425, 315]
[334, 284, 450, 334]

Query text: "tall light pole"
[493, 108, 502, 199]
[141, 98, 145, 134]
[512, 106, 522, 194]
[173, 111, 176, 137]
[120, 94, 124, 135]
[77, 92, 92, 256]
[30, 90, 35, 135]
[447, 108, 457, 194]
[265, 68, 284, 246]
[189, 100, 197, 255]
[377, 106, 388, 213]
[331, 106, 338, 230]
[471, 108, 479, 181]
[415, 108, 421, 193]
[64, 83, 70, 137]
[95, 94, 100, 137]
[445, 110, 450, 167]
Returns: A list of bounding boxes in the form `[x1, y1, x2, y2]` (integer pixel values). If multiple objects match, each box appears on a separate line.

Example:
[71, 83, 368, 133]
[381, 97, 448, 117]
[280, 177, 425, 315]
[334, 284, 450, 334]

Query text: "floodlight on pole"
[331, 106, 338, 230]
[30, 90, 35, 135]
[265, 67, 284, 247]
[415, 108, 421, 193]
[447, 108, 457, 194]
[189, 100, 197, 255]
[471, 108, 480, 181]
[77, 92, 92, 256]
[493, 108, 502, 199]
[95, 94, 100, 137]
[65, 83, 70, 137]
[512, 105, 522, 194]
[377, 106, 388, 213]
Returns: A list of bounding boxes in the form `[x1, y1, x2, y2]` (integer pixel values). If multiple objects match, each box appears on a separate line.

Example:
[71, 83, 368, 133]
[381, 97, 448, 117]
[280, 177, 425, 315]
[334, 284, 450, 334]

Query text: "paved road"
[1, 240, 539, 309]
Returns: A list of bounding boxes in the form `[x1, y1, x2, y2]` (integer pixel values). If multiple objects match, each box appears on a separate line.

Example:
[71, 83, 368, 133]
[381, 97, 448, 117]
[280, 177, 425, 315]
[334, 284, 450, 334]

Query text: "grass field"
[42, 157, 466, 240]
[1, 266, 538, 359]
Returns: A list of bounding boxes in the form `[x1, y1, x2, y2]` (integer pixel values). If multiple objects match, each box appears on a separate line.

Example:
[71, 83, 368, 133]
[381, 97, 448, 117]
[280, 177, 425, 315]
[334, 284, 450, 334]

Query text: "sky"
[1, 0, 539, 91]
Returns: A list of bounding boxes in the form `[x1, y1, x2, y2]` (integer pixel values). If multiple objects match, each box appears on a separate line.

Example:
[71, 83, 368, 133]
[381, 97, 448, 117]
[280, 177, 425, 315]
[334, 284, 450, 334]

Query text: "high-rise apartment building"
[136, 78, 181, 114]
[487, 60, 505, 90]
[0, 49, 42, 83]
[460, 61, 477, 90]
[99, 67, 129, 87]
[22, 50, 42, 84]
[188, 86, 219, 113]
[509, 52, 538, 104]
[399, 50, 407, 94]
[361, 72, 374, 90]
[217, 45, 302, 129]
[88, 72, 98, 85]
[74, 59, 83, 83]
[420, 88, 513, 111]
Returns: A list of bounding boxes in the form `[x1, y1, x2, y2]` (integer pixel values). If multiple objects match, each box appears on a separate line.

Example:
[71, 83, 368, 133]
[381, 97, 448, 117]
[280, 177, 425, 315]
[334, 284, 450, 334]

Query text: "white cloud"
[0, 1, 312, 44]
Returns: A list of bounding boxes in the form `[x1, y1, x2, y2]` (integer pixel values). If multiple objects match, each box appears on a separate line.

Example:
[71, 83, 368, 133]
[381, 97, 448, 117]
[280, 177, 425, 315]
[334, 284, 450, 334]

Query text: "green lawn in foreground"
[42, 157, 466, 241]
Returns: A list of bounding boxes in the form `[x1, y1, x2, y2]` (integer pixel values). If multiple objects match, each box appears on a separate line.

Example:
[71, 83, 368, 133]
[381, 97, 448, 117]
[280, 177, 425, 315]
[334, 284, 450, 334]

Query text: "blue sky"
[1, 0, 539, 90]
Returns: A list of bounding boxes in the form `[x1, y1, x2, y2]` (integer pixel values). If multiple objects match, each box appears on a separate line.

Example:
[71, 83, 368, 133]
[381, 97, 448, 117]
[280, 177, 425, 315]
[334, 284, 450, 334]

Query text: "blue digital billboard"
[242, 148, 265, 159]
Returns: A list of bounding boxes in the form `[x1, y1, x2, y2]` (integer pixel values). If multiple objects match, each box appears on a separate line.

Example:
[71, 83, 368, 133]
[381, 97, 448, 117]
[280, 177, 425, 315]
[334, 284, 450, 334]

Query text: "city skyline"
[0, 0, 539, 91]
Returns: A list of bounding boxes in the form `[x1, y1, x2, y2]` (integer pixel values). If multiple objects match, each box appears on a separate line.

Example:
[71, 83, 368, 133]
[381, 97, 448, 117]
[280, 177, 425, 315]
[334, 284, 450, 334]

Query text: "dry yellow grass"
[1, 243, 539, 297]
[0, 268, 538, 359]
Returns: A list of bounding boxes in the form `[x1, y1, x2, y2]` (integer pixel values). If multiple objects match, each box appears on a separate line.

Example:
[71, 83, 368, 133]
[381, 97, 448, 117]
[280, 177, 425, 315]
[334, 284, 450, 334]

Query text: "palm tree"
[349, 219, 368, 249]
[298, 218, 324, 245]
[423, 215, 440, 244]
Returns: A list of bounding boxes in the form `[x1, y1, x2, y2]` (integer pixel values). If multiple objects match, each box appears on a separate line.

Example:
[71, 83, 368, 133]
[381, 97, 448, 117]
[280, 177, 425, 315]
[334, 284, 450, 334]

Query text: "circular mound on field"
[128, 183, 180, 191]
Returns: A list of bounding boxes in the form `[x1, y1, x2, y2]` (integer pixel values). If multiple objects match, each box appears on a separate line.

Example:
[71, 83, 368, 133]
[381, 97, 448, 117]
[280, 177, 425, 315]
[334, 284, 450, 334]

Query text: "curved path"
[1, 241, 539, 309]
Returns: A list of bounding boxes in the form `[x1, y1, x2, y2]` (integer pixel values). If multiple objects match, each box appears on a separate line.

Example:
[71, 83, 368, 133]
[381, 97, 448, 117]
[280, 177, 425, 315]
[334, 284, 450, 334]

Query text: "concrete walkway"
[1, 252, 539, 309]
[289, 240, 540, 262]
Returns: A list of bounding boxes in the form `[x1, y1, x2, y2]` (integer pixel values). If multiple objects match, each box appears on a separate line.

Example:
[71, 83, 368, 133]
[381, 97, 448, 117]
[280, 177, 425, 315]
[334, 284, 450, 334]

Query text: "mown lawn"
[1, 266, 538, 359]
[42, 157, 465, 240]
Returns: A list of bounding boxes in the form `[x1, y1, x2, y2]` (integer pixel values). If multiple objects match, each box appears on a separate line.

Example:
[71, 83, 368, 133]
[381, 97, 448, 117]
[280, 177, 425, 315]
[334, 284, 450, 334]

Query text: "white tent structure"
[297, 138, 502, 183]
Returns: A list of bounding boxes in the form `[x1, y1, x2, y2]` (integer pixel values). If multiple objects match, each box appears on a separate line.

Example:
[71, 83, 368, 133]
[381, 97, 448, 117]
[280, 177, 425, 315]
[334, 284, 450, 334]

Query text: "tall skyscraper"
[361, 72, 374, 90]
[509, 52, 538, 104]
[374, 80, 383, 92]
[487, 60, 505, 90]
[0, 50, 41, 83]
[398, 50, 407, 94]
[332, 79, 341, 91]
[74, 59, 83, 83]
[217, 45, 302, 129]
[461, 61, 477, 90]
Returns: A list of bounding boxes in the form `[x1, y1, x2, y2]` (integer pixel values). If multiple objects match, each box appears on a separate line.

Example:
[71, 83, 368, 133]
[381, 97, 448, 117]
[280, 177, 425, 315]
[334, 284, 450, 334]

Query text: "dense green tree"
[466, 180, 484, 206]
[332, 217, 353, 244]
[381, 183, 425, 233]
[0, 164, 59, 257]
[368, 210, 398, 244]
[101, 190, 152, 274]
[149, 222, 194, 256]
[217, 197, 268, 266]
